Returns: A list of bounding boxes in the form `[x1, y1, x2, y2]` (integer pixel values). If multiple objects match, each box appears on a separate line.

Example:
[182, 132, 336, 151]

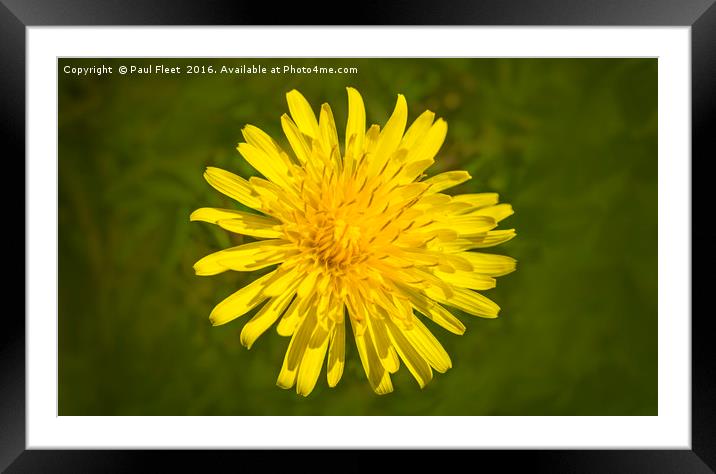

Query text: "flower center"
[308, 216, 364, 269]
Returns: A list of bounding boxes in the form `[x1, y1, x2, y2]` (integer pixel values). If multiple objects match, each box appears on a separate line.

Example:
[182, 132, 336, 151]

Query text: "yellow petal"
[263, 266, 304, 297]
[403, 314, 452, 373]
[209, 271, 275, 326]
[398, 158, 434, 185]
[413, 193, 451, 209]
[193, 240, 294, 276]
[429, 230, 517, 252]
[384, 316, 432, 388]
[426, 286, 501, 319]
[345, 292, 368, 336]
[203, 167, 262, 210]
[190, 207, 262, 224]
[216, 218, 283, 239]
[277, 311, 317, 389]
[400, 110, 435, 150]
[452, 192, 499, 208]
[297, 269, 321, 298]
[286, 89, 319, 138]
[287, 310, 318, 370]
[458, 252, 518, 276]
[190, 207, 283, 239]
[433, 269, 497, 291]
[415, 200, 472, 219]
[314, 292, 333, 332]
[237, 142, 293, 188]
[319, 103, 340, 159]
[296, 321, 331, 396]
[424, 215, 497, 236]
[467, 204, 514, 223]
[364, 124, 381, 155]
[472, 229, 517, 248]
[345, 87, 366, 159]
[405, 289, 466, 335]
[276, 292, 307, 336]
[406, 118, 447, 164]
[240, 290, 295, 349]
[387, 265, 455, 300]
[351, 318, 393, 395]
[242, 124, 295, 167]
[372, 94, 408, 166]
[281, 114, 311, 164]
[367, 314, 400, 373]
[248, 177, 295, 216]
[424, 170, 471, 194]
[343, 134, 358, 176]
[327, 316, 345, 387]
[394, 248, 472, 273]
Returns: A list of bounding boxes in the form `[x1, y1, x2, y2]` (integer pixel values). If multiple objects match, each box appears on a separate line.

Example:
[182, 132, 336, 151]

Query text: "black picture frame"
[3, 0, 711, 471]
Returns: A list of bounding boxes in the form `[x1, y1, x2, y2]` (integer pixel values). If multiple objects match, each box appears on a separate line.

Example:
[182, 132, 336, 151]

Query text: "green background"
[58, 58, 657, 415]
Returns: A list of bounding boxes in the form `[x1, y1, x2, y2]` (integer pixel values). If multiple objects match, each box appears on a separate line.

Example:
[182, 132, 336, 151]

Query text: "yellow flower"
[191, 88, 516, 396]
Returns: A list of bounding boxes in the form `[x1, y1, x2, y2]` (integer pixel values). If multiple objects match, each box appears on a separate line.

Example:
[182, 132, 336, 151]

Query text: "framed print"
[4, 0, 713, 470]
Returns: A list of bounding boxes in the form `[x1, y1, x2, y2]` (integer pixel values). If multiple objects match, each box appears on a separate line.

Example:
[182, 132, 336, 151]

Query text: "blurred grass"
[58, 58, 657, 415]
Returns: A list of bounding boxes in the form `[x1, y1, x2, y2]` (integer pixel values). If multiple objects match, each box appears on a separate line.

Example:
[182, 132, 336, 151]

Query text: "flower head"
[191, 88, 516, 396]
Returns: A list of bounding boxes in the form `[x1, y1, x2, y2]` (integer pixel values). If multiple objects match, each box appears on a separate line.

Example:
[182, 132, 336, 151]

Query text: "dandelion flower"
[191, 88, 516, 396]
